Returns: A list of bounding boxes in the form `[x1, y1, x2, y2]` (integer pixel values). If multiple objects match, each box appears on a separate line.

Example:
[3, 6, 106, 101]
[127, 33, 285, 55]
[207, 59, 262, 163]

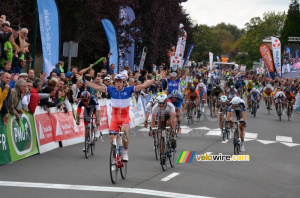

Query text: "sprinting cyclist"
[196, 82, 207, 112]
[168, 90, 184, 134]
[185, 86, 200, 118]
[215, 95, 229, 133]
[85, 72, 166, 162]
[76, 91, 101, 151]
[274, 88, 286, 116]
[248, 88, 262, 115]
[284, 90, 295, 117]
[150, 94, 177, 165]
[211, 85, 223, 116]
[144, 97, 158, 128]
[226, 97, 247, 151]
[166, 69, 188, 95]
[262, 84, 274, 110]
[227, 85, 238, 101]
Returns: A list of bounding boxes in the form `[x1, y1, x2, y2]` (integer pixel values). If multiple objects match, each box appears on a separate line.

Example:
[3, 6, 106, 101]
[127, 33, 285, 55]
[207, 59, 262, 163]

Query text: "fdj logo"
[10, 114, 32, 155]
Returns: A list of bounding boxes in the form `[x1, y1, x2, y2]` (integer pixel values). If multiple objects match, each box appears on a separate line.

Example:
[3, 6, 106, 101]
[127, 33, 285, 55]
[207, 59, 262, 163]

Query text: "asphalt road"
[1, 95, 300, 198]
[281, 67, 300, 78]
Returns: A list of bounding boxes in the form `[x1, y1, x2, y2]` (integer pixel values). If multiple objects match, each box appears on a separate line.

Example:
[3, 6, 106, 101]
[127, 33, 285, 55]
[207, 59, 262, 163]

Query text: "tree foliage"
[280, 0, 300, 47]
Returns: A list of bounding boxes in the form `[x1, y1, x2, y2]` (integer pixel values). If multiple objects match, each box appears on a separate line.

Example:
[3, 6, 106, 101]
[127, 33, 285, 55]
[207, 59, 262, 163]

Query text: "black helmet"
[81, 91, 90, 102]
[208, 83, 212, 87]
[190, 87, 196, 92]
[286, 90, 290, 95]
[216, 86, 221, 90]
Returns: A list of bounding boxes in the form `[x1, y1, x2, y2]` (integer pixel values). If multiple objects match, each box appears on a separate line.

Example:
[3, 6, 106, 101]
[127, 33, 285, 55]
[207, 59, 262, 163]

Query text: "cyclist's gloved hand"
[144, 120, 148, 128]
[76, 118, 80, 125]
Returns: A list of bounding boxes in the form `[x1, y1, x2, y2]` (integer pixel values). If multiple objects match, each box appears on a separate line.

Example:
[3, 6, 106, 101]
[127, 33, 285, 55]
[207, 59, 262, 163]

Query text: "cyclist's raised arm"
[135, 71, 166, 92]
[180, 68, 189, 81]
[85, 81, 106, 92]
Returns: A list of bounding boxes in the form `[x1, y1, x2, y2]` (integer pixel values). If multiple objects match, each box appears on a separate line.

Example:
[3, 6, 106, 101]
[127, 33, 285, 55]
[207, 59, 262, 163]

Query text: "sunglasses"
[159, 102, 166, 106]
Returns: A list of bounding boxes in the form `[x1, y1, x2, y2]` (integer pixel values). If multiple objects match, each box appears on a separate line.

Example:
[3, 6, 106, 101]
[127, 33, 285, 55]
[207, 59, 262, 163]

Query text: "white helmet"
[219, 95, 228, 103]
[150, 97, 157, 105]
[199, 83, 205, 87]
[231, 96, 241, 105]
[266, 84, 272, 89]
[188, 80, 193, 84]
[252, 88, 258, 92]
[114, 74, 125, 81]
[157, 94, 168, 103]
[170, 72, 177, 77]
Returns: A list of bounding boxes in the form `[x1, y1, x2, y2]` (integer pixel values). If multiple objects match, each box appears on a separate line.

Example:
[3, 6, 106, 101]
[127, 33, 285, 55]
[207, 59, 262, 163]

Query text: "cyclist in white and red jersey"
[86, 72, 166, 161]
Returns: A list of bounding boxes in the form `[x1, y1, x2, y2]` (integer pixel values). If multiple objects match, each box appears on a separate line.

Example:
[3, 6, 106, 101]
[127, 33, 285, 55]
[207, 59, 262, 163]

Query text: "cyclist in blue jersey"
[168, 90, 184, 134]
[166, 69, 189, 95]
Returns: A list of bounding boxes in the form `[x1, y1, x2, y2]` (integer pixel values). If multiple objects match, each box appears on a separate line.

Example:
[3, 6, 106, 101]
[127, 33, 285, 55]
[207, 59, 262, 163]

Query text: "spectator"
[0, 60, 13, 73]
[28, 78, 42, 114]
[12, 57, 26, 74]
[70, 66, 78, 84]
[138, 69, 147, 83]
[22, 80, 33, 111]
[120, 65, 130, 78]
[71, 78, 83, 103]
[39, 86, 61, 109]
[128, 77, 135, 86]
[0, 74, 10, 115]
[0, 22, 12, 63]
[27, 68, 35, 81]
[108, 63, 115, 75]
[8, 79, 27, 124]
[53, 61, 65, 77]
[13, 28, 31, 61]
[94, 53, 111, 75]
[0, 72, 11, 125]
[133, 71, 139, 80]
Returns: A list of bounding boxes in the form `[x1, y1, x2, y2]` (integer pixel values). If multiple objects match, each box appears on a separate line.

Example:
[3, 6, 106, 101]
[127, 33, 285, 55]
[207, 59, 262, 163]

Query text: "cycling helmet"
[266, 84, 272, 89]
[150, 97, 158, 105]
[115, 74, 125, 81]
[199, 83, 205, 87]
[229, 77, 233, 81]
[193, 79, 198, 83]
[188, 80, 193, 84]
[81, 91, 90, 102]
[190, 87, 196, 92]
[286, 90, 290, 95]
[208, 83, 212, 87]
[216, 86, 221, 90]
[172, 90, 178, 96]
[252, 88, 258, 92]
[249, 80, 252, 84]
[157, 94, 168, 103]
[230, 85, 234, 89]
[279, 92, 284, 97]
[170, 72, 177, 77]
[231, 97, 241, 105]
[219, 95, 228, 103]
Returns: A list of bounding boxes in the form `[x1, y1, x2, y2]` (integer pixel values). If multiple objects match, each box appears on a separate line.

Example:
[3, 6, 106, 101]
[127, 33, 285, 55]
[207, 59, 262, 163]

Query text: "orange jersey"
[187, 89, 199, 100]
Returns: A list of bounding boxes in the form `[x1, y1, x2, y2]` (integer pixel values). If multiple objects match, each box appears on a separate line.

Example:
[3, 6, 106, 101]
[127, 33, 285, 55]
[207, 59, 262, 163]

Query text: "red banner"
[34, 113, 55, 146]
[99, 106, 109, 130]
[52, 112, 84, 141]
[259, 44, 274, 73]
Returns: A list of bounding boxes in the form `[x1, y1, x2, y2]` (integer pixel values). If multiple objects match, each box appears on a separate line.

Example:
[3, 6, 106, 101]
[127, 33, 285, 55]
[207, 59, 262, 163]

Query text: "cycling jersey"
[106, 86, 136, 132]
[187, 89, 199, 100]
[167, 78, 181, 95]
[168, 92, 184, 109]
[227, 81, 235, 87]
[246, 83, 253, 91]
[285, 92, 295, 101]
[263, 88, 274, 97]
[146, 103, 155, 112]
[77, 95, 100, 124]
[227, 88, 238, 98]
[212, 87, 223, 97]
[227, 99, 246, 120]
[235, 81, 242, 89]
[151, 102, 176, 117]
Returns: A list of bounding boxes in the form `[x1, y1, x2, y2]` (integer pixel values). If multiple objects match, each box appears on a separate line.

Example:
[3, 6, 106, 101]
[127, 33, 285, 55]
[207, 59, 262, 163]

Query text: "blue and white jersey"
[106, 86, 135, 113]
[167, 78, 181, 94]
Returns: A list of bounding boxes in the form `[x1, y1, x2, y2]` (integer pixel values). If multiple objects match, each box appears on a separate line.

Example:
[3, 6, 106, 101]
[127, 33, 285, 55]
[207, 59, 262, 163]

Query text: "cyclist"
[193, 78, 199, 88]
[248, 88, 262, 115]
[284, 90, 295, 117]
[185, 86, 200, 118]
[150, 94, 177, 165]
[226, 97, 247, 151]
[235, 79, 242, 97]
[196, 82, 207, 112]
[183, 80, 194, 97]
[211, 85, 223, 116]
[167, 70, 188, 95]
[215, 76, 220, 85]
[227, 85, 238, 101]
[206, 83, 214, 107]
[241, 78, 246, 97]
[274, 88, 286, 116]
[246, 80, 254, 109]
[85, 73, 165, 162]
[76, 91, 101, 151]
[215, 95, 229, 133]
[224, 77, 235, 91]
[144, 97, 158, 128]
[262, 84, 274, 110]
[168, 90, 184, 134]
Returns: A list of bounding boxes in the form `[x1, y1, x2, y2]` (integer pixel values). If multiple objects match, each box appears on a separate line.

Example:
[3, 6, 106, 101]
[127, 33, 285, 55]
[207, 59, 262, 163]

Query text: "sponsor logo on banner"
[34, 114, 55, 146]
[259, 44, 274, 73]
[171, 56, 182, 70]
[10, 114, 33, 155]
[209, 52, 213, 70]
[99, 106, 109, 130]
[256, 67, 263, 74]
[271, 37, 281, 74]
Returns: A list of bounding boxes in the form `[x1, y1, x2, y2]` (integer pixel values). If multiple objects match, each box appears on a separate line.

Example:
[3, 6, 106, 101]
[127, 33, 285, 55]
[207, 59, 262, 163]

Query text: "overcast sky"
[182, 0, 290, 29]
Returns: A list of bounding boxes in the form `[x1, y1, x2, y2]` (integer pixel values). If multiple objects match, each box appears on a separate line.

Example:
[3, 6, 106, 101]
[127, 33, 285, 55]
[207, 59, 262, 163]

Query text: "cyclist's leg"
[109, 117, 121, 145]
[121, 116, 131, 149]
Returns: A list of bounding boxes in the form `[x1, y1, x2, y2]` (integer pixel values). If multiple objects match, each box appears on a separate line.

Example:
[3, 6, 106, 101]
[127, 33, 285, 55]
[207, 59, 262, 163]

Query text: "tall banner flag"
[209, 52, 213, 70]
[271, 37, 281, 75]
[183, 44, 194, 66]
[181, 29, 187, 58]
[119, 7, 135, 72]
[139, 47, 147, 70]
[259, 44, 275, 78]
[37, 0, 59, 78]
[102, 19, 119, 74]
[216, 55, 220, 70]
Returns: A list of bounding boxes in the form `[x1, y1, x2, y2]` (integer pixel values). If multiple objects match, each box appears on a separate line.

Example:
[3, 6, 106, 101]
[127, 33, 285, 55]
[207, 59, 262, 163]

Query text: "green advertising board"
[0, 115, 12, 165]
[6, 112, 39, 162]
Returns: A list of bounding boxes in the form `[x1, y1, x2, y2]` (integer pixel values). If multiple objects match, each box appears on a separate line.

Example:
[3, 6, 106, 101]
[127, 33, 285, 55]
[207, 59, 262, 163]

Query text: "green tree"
[280, 0, 300, 47]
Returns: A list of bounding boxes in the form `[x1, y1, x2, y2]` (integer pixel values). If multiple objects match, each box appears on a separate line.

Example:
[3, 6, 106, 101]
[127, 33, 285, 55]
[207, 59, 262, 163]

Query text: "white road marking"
[256, 139, 277, 144]
[161, 173, 180, 181]
[180, 126, 190, 129]
[243, 138, 255, 142]
[0, 181, 213, 198]
[206, 130, 222, 136]
[276, 136, 293, 143]
[138, 128, 149, 131]
[222, 139, 229, 143]
[180, 129, 193, 134]
[195, 127, 211, 130]
[245, 132, 258, 139]
[280, 142, 300, 147]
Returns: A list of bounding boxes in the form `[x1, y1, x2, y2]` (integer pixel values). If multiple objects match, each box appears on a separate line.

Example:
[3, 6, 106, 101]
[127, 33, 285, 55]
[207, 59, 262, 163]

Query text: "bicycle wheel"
[253, 104, 256, 118]
[85, 136, 89, 159]
[191, 107, 194, 124]
[209, 100, 213, 116]
[90, 128, 95, 156]
[169, 141, 176, 168]
[233, 129, 240, 155]
[110, 145, 118, 184]
[287, 105, 291, 121]
[278, 104, 282, 121]
[160, 136, 167, 171]
[154, 132, 160, 160]
[120, 149, 127, 180]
